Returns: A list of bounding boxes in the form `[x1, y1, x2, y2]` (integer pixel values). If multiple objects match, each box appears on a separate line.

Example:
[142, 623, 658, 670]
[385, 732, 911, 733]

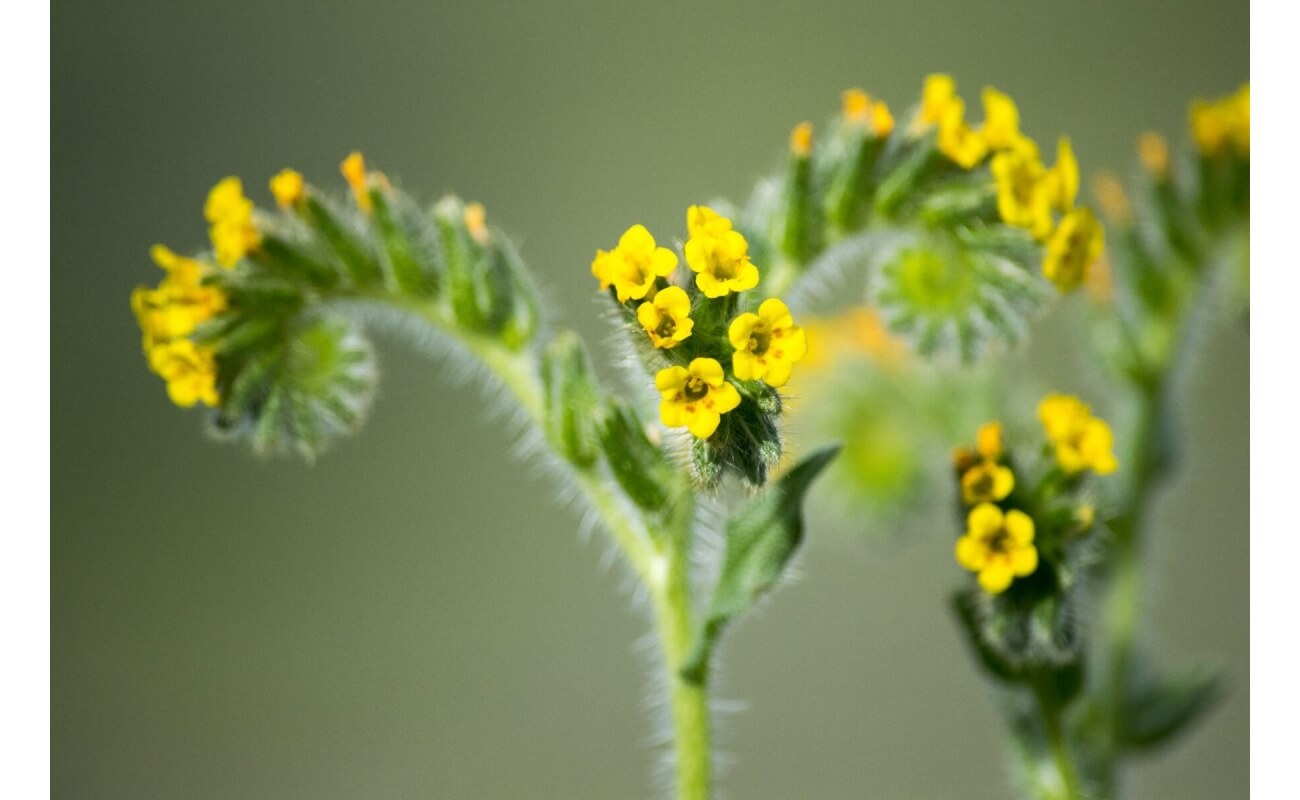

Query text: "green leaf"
[1119, 662, 1223, 752]
[681, 445, 841, 684]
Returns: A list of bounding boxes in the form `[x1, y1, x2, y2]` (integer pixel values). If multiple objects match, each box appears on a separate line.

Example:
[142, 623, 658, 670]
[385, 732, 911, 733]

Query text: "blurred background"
[53, 1, 1247, 797]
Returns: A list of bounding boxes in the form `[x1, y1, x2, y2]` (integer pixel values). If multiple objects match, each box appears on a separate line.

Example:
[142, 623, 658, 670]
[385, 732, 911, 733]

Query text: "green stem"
[649, 526, 712, 800]
[342, 291, 712, 797]
[1034, 684, 1085, 800]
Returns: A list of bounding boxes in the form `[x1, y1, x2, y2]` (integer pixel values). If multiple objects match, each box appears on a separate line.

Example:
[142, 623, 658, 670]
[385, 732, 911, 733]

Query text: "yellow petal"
[967, 503, 1004, 537]
[763, 358, 793, 388]
[729, 313, 759, 350]
[659, 398, 686, 428]
[710, 381, 741, 414]
[690, 358, 725, 387]
[979, 561, 1015, 594]
[955, 536, 988, 571]
[1010, 545, 1038, 577]
[656, 285, 691, 318]
[732, 349, 759, 381]
[687, 409, 722, 439]
[1004, 509, 1035, 545]
[695, 270, 729, 298]
[732, 260, 760, 292]
[636, 300, 661, 334]
[654, 365, 688, 395]
[757, 298, 793, 329]
[651, 247, 679, 277]
[618, 224, 655, 255]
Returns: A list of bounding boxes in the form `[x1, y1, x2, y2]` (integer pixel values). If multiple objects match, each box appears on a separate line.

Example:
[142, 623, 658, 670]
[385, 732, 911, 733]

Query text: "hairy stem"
[649, 523, 712, 800]
[343, 290, 711, 797]
[1033, 684, 1085, 800]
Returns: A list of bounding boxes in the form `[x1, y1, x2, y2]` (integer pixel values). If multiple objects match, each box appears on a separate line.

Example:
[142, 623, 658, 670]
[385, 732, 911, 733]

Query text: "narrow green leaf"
[681, 445, 841, 684]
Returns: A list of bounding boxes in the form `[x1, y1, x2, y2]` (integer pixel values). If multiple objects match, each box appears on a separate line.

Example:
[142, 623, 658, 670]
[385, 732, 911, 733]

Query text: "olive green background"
[53, 1, 1248, 797]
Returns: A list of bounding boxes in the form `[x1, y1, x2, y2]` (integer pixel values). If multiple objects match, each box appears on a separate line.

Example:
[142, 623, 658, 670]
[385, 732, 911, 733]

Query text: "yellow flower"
[1037, 393, 1119, 475]
[133, 245, 227, 347]
[684, 206, 760, 298]
[340, 151, 372, 212]
[790, 122, 813, 157]
[591, 224, 679, 302]
[1138, 132, 1170, 180]
[655, 358, 741, 439]
[269, 168, 305, 208]
[961, 461, 1015, 505]
[147, 338, 220, 408]
[1092, 172, 1132, 224]
[1045, 137, 1079, 212]
[843, 89, 872, 124]
[636, 286, 694, 349]
[1042, 207, 1104, 292]
[937, 99, 987, 169]
[979, 87, 1027, 152]
[955, 504, 1038, 594]
[975, 421, 1003, 460]
[1190, 85, 1250, 158]
[464, 202, 490, 245]
[919, 74, 958, 127]
[728, 298, 808, 388]
[991, 147, 1053, 240]
[204, 177, 260, 267]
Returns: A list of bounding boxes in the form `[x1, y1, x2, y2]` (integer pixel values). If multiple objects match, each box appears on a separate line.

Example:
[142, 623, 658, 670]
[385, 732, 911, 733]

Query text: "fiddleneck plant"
[130, 76, 1211, 799]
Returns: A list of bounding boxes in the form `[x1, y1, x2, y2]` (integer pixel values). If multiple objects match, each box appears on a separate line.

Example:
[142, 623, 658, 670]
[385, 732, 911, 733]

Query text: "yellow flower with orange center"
[683, 206, 760, 298]
[655, 358, 741, 439]
[636, 286, 694, 349]
[1037, 393, 1119, 474]
[728, 298, 807, 388]
[591, 224, 680, 302]
[955, 504, 1039, 594]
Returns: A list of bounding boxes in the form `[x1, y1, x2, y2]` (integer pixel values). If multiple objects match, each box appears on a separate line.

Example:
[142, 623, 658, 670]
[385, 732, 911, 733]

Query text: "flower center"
[986, 527, 1013, 554]
[683, 377, 709, 402]
[655, 317, 677, 339]
[747, 325, 771, 356]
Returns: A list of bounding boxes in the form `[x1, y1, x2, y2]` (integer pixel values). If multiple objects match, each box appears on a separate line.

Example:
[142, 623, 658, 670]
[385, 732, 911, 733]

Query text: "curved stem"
[340, 291, 712, 797]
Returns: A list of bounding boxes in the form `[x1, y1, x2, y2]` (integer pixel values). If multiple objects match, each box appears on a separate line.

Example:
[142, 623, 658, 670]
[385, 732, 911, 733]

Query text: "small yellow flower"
[975, 421, 1003, 460]
[919, 74, 958, 127]
[979, 87, 1026, 152]
[1038, 393, 1119, 475]
[1092, 172, 1132, 224]
[955, 504, 1039, 594]
[842, 89, 872, 124]
[1190, 85, 1250, 158]
[269, 168, 305, 208]
[991, 147, 1053, 240]
[728, 298, 808, 388]
[1042, 207, 1104, 292]
[147, 338, 221, 408]
[464, 202, 490, 245]
[636, 286, 694, 349]
[1138, 132, 1170, 180]
[684, 206, 760, 298]
[204, 177, 260, 267]
[591, 224, 680, 302]
[340, 151, 372, 212]
[937, 99, 987, 170]
[1045, 137, 1079, 212]
[133, 245, 227, 347]
[871, 102, 895, 137]
[790, 122, 813, 157]
[961, 461, 1015, 505]
[655, 358, 741, 439]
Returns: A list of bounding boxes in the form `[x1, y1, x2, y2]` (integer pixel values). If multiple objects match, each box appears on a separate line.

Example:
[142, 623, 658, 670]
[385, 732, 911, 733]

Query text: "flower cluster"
[912, 74, 1103, 293]
[130, 244, 227, 407]
[205, 177, 261, 267]
[951, 393, 1116, 595]
[592, 206, 807, 480]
